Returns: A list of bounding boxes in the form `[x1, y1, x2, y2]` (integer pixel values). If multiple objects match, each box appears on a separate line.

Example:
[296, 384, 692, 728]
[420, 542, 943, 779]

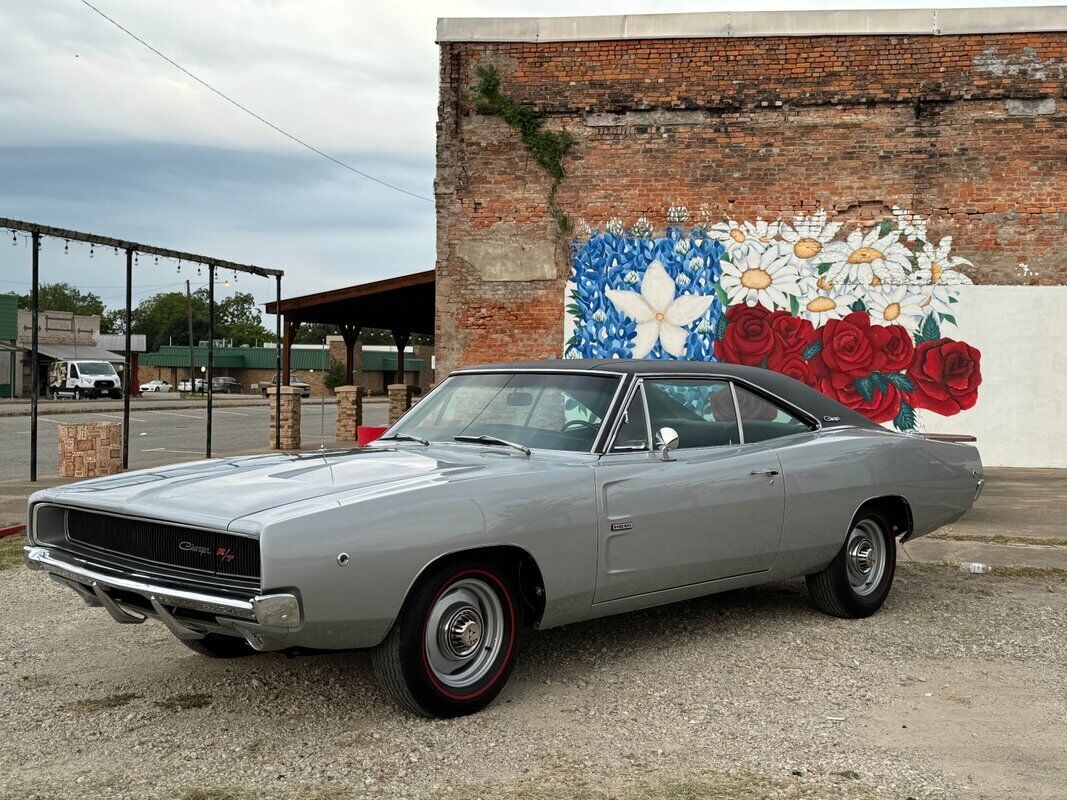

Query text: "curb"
[0, 524, 25, 539]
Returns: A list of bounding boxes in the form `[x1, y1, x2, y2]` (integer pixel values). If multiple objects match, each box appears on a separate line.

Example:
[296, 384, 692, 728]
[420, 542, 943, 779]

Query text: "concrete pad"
[904, 537, 1067, 571]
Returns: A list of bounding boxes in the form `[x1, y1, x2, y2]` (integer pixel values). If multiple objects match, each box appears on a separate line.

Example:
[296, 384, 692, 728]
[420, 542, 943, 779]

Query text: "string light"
[64, 240, 69, 254]
[90, 244, 94, 258]
[232, 270, 238, 284]
[11, 231, 16, 246]
[196, 265, 201, 276]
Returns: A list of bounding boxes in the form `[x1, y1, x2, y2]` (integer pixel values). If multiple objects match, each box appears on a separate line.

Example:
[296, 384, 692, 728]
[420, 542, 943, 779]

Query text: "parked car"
[254, 374, 311, 398]
[47, 360, 122, 399]
[211, 376, 244, 395]
[177, 378, 205, 392]
[24, 360, 983, 718]
[139, 380, 172, 393]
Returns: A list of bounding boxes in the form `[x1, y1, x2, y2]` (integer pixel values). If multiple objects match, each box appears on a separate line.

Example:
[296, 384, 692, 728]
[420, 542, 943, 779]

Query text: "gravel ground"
[1, 553, 1064, 800]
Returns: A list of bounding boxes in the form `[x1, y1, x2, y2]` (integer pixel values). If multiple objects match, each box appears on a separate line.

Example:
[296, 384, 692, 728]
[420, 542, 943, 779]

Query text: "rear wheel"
[806, 512, 896, 618]
[180, 633, 257, 658]
[372, 560, 520, 717]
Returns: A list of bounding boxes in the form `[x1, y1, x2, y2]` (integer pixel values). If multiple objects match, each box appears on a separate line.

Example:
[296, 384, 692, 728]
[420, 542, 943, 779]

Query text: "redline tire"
[372, 561, 520, 718]
[806, 511, 896, 619]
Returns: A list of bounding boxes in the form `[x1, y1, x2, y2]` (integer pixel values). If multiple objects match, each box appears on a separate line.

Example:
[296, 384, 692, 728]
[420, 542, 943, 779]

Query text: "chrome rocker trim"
[24, 546, 300, 640]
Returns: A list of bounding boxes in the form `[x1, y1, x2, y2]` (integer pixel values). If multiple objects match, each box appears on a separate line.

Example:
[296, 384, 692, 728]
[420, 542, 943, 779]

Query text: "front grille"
[65, 509, 260, 581]
[93, 380, 115, 388]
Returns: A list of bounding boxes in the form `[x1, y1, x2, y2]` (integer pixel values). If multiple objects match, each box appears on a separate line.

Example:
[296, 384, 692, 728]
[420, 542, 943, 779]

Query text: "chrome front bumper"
[25, 546, 301, 650]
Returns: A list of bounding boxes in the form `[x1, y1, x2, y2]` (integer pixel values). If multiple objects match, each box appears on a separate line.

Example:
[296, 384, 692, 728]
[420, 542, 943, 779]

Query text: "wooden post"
[391, 328, 411, 387]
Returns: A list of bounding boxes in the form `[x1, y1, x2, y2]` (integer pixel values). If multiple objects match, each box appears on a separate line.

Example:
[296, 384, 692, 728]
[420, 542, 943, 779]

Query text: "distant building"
[138, 338, 431, 397]
[10, 308, 123, 398]
[0, 294, 18, 398]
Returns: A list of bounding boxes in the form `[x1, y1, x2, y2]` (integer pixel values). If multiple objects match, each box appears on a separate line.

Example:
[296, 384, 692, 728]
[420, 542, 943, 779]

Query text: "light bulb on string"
[233, 270, 238, 284]
[223, 277, 230, 288]
[177, 259, 182, 273]
[90, 244, 94, 259]
[64, 240, 69, 255]
[11, 231, 16, 246]
[197, 265, 202, 277]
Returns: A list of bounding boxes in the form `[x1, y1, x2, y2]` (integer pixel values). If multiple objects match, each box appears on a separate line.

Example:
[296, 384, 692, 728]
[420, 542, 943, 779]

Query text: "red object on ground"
[0, 524, 26, 540]
[357, 426, 387, 446]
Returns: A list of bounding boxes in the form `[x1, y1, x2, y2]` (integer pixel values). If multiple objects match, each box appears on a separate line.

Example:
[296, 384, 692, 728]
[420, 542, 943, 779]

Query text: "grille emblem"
[178, 541, 212, 556]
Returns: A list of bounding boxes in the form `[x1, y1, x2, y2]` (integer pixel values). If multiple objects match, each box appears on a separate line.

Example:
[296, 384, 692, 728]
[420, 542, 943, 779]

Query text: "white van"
[48, 360, 122, 400]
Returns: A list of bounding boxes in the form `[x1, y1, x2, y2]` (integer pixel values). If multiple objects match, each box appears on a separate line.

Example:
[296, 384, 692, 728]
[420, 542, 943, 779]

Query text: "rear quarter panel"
[771, 427, 981, 578]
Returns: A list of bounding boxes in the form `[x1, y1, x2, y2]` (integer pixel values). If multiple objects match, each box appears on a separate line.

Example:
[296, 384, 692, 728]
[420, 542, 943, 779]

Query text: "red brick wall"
[435, 31, 1067, 375]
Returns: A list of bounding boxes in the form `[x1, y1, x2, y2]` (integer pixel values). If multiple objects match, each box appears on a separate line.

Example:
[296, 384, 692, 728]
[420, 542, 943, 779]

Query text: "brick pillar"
[334, 385, 364, 443]
[267, 386, 301, 450]
[58, 422, 122, 478]
[388, 383, 410, 425]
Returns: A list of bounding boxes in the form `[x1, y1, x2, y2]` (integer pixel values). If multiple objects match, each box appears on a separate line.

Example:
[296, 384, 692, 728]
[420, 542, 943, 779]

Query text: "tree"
[17, 283, 114, 329]
[132, 291, 209, 352]
[323, 359, 347, 392]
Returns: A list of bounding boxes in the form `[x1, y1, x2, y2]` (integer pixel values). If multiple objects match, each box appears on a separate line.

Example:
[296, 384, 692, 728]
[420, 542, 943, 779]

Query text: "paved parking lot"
[0, 401, 387, 481]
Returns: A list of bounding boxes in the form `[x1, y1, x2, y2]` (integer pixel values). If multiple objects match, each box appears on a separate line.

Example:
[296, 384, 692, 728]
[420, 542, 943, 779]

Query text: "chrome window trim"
[392, 368, 629, 455]
[600, 371, 821, 455]
[607, 378, 652, 453]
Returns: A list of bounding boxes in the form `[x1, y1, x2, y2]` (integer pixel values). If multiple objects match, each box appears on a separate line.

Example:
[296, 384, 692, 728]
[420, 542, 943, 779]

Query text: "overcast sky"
[0, 0, 1053, 316]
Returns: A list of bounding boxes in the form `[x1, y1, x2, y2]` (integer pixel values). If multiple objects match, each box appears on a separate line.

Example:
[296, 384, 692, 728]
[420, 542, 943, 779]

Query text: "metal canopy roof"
[35, 344, 124, 363]
[265, 270, 435, 334]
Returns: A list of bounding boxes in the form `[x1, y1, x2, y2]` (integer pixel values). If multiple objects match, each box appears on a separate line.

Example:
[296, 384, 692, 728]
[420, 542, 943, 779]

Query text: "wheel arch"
[850, 495, 913, 540]
[404, 545, 547, 629]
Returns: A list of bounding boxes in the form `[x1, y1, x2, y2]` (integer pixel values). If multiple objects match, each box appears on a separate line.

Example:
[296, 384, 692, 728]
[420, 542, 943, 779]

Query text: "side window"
[643, 379, 739, 449]
[732, 384, 813, 443]
[68, 364, 79, 379]
[611, 388, 649, 451]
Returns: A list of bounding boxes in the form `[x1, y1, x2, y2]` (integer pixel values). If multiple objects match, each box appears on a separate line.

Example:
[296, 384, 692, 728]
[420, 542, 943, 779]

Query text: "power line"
[78, 0, 433, 203]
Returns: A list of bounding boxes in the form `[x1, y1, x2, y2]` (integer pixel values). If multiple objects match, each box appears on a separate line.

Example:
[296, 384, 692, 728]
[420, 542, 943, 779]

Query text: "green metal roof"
[0, 294, 16, 342]
[141, 345, 425, 372]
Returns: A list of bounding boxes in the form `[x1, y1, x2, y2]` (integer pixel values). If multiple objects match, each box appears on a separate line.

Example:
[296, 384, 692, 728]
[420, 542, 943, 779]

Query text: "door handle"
[750, 468, 779, 477]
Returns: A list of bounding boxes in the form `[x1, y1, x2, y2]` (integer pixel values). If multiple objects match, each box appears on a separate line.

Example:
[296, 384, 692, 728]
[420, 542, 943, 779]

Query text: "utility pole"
[186, 280, 195, 394]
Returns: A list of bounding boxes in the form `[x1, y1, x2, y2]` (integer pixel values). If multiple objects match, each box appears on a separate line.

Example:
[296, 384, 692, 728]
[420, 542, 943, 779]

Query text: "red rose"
[767, 311, 815, 355]
[819, 377, 902, 424]
[812, 311, 877, 379]
[768, 350, 817, 388]
[907, 338, 982, 415]
[715, 304, 778, 366]
[866, 323, 915, 373]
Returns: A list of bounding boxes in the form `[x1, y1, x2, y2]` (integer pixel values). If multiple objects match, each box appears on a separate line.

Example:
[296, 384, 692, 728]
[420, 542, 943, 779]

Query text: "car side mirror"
[654, 427, 680, 462]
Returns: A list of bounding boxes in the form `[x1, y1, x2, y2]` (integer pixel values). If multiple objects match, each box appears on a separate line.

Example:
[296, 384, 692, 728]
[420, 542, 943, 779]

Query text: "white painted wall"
[913, 286, 1067, 468]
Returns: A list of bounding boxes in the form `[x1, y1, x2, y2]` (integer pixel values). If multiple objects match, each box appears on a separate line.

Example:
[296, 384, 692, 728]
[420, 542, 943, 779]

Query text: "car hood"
[33, 445, 591, 532]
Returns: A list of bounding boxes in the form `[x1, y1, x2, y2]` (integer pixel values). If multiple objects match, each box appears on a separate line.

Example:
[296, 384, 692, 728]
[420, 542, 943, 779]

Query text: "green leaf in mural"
[802, 339, 823, 360]
[714, 314, 727, 342]
[940, 313, 957, 327]
[915, 314, 941, 344]
[894, 401, 917, 431]
[817, 262, 832, 275]
[949, 295, 959, 303]
[789, 295, 800, 316]
[887, 372, 915, 393]
[854, 376, 875, 403]
[714, 285, 730, 307]
[878, 219, 894, 236]
[869, 371, 888, 392]
[850, 299, 867, 312]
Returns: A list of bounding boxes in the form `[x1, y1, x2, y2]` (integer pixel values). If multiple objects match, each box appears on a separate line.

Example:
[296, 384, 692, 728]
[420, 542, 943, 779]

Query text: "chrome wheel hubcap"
[424, 578, 504, 689]
[845, 520, 886, 597]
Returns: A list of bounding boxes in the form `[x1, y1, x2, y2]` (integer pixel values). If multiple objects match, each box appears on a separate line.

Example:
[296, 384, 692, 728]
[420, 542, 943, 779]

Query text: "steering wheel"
[561, 419, 598, 432]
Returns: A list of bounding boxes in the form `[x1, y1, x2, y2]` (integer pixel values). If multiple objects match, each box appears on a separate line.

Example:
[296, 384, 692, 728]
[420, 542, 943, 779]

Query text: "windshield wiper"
[378, 433, 429, 446]
[453, 434, 531, 456]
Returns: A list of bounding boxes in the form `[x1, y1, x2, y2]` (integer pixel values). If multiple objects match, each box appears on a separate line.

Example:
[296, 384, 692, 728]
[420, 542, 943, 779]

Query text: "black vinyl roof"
[455, 359, 877, 429]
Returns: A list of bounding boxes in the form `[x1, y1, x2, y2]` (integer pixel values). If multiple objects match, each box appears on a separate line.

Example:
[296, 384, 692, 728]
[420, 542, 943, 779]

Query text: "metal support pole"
[122, 248, 133, 470]
[274, 275, 282, 450]
[29, 232, 39, 482]
[206, 265, 215, 458]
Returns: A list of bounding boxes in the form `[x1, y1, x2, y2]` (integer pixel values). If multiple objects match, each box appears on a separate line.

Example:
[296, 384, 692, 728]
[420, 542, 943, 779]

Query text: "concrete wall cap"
[334, 385, 363, 393]
[266, 385, 301, 395]
[437, 6, 1067, 42]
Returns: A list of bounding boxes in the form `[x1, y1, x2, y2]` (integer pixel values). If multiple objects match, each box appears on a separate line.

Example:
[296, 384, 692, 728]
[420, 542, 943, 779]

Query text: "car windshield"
[386, 372, 620, 452]
[78, 362, 117, 376]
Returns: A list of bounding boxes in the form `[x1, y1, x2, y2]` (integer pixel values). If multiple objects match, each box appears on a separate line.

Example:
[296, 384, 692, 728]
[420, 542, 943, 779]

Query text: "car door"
[592, 377, 785, 604]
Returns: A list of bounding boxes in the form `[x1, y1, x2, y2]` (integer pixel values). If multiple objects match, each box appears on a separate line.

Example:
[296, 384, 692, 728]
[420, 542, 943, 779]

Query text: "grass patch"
[155, 693, 212, 712]
[929, 532, 1067, 548]
[69, 692, 142, 713]
[0, 535, 26, 571]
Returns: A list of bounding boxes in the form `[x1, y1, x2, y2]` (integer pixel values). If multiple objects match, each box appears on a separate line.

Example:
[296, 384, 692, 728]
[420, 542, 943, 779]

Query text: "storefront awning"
[34, 344, 124, 363]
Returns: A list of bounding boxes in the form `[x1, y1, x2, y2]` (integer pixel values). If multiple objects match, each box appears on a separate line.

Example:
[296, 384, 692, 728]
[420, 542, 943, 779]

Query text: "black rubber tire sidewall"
[807, 511, 896, 619]
[380, 562, 520, 717]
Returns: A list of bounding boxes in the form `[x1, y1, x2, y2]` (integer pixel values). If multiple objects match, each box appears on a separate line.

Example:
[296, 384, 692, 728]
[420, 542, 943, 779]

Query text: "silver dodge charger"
[25, 360, 983, 717]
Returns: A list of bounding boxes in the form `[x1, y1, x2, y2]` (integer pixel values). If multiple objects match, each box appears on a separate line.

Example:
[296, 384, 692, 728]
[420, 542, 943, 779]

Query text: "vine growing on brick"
[465, 64, 575, 235]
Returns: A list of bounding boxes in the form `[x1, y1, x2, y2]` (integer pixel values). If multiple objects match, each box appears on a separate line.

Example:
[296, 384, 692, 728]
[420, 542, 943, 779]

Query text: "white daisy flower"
[892, 206, 928, 242]
[720, 246, 801, 311]
[822, 228, 913, 287]
[909, 237, 973, 315]
[605, 260, 715, 358]
[708, 218, 762, 257]
[778, 210, 844, 268]
[865, 286, 926, 327]
[797, 273, 860, 326]
[742, 217, 781, 244]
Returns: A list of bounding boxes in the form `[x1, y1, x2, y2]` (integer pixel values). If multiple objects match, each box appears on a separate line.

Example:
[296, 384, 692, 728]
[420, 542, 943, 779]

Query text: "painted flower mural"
[565, 207, 982, 431]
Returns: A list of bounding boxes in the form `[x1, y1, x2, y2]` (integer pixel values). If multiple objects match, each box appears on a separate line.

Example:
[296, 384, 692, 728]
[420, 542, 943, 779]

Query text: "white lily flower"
[606, 260, 715, 358]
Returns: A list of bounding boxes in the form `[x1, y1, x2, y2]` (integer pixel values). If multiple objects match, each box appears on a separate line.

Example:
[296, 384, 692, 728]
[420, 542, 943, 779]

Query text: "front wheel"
[372, 561, 520, 718]
[806, 512, 896, 619]
[73, 388, 82, 400]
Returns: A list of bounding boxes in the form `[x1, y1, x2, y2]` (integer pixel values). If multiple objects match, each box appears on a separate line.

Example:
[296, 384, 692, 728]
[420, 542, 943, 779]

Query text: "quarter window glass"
[643, 379, 739, 449]
[68, 364, 79, 378]
[611, 389, 649, 451]
[732, 384, 812, 443]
